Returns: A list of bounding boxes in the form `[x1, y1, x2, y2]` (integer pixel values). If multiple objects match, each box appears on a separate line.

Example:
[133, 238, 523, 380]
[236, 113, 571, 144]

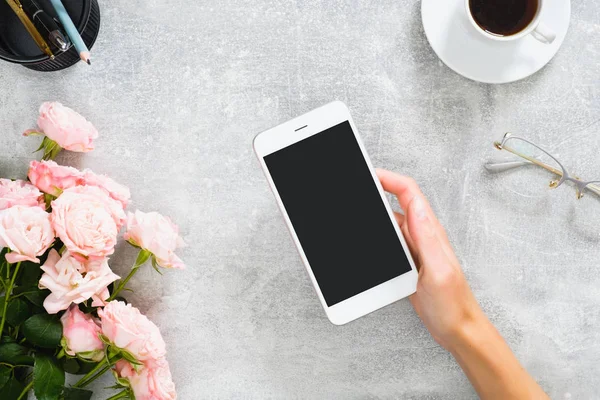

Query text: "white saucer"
[421, 0, 571, 84]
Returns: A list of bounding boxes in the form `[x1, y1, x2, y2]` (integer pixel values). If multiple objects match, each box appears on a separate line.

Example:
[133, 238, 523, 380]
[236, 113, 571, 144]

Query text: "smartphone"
[253, 101, 418, 325]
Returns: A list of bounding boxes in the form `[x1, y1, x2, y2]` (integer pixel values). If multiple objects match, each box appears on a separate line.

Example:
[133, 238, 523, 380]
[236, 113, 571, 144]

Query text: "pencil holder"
[0, 0, 100, 71]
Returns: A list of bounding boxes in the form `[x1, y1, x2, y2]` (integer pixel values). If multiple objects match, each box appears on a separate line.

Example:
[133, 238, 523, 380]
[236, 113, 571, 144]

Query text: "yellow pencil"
[5, 0, 54, 60]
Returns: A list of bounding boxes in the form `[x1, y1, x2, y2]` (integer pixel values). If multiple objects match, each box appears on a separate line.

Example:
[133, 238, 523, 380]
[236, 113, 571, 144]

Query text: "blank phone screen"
[264, 121, 412, 306]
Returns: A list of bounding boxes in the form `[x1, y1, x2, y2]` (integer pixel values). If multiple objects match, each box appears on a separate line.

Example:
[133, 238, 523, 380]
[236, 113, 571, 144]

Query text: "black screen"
[264, 121, 412, 306]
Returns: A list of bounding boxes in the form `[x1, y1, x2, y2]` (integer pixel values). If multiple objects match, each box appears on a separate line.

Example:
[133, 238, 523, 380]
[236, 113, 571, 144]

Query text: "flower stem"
[106, 389, 130, 400]
[107, 268, 139, 302]
[74, 355, 120, 388]
[107, 249, 151, 302]
[77, 363, 112, 388]
[1, 259, 8, 280]
[0, 262, 21, 335]
[16, 380, 33, 400]
[74, 358, 108, 388]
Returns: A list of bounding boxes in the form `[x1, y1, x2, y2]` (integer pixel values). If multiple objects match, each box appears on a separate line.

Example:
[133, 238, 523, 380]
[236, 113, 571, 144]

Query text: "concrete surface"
[1, 0, 599, 398]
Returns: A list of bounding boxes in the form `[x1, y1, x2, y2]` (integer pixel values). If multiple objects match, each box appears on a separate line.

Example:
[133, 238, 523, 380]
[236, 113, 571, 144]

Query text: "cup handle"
[531, 22, 556, 44]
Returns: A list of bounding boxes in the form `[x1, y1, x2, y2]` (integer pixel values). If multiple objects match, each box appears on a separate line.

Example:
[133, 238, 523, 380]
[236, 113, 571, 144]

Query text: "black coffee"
[469, 0, 539, 36]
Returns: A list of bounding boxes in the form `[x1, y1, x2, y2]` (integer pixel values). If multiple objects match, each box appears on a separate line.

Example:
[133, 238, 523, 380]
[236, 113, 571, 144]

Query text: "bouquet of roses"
[0, 103, 184, 400]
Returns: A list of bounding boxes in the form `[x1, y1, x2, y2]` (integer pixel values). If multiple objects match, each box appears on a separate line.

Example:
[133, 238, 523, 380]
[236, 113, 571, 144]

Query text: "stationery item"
[485, 133, 600, 200]
[4, 0, 54, 59]
[48, 0, 90, 64]
[421, 0, 570, 83]
[0, 0, 100, 71]
[466, 0, 555, 44]
[23, 0, 69, 51]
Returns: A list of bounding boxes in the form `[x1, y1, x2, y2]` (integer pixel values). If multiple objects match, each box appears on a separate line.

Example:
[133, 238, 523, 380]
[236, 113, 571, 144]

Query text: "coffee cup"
[466, 0, 556, 44]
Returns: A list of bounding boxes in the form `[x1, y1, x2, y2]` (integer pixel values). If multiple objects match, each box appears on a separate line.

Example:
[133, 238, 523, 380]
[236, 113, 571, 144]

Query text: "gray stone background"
[1, 0, 599, 398]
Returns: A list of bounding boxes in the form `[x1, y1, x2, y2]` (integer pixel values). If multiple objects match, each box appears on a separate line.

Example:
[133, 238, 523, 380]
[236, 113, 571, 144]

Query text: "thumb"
[406, 195, 448, 271]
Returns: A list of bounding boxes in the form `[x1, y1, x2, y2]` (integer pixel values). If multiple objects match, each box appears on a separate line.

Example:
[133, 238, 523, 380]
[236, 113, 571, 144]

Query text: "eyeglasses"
[485, 133, 600, 200]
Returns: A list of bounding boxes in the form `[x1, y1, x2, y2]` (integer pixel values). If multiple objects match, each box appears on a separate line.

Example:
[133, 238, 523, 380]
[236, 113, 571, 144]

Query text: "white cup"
[465, 0, 556, 44]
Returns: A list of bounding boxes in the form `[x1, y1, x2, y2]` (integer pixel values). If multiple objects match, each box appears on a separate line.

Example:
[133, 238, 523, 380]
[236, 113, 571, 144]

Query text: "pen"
[4, 0, 54, 59]
[22, 0, 69, 51]
[48, 0, 90, 64]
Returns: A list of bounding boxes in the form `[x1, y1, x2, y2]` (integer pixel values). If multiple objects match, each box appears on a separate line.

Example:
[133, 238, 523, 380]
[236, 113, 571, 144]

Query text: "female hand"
[377, 169, 548, 399]
[376, 168, 483, 350]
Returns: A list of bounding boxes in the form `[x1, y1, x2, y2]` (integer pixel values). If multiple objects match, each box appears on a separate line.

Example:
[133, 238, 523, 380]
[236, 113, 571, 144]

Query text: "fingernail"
[413, 196, 434, 237]
[413, 196, 428, 221]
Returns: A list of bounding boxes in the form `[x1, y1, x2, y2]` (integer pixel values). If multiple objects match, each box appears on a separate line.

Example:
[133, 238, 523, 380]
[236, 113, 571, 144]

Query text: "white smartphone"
[253, 101, 418, 325]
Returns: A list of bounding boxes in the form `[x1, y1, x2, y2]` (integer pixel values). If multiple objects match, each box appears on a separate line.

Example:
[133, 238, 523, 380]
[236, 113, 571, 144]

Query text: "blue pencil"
[48, 0, 90, 64]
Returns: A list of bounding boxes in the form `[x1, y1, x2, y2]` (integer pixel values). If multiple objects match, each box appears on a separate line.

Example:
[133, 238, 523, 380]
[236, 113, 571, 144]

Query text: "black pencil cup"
[0, 0, 100, 72]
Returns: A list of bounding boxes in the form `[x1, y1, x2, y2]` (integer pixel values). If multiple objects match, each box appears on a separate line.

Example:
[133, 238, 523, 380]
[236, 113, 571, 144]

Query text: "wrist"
[443, 308, 549, 399]
[445, 307, 490, 355]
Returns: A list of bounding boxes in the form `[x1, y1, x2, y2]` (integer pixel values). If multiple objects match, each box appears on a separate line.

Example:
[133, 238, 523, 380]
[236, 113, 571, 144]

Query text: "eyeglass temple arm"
[493, 143, 564, 176]
[585, 182, 600, 197]
[484, 160, 534, 173]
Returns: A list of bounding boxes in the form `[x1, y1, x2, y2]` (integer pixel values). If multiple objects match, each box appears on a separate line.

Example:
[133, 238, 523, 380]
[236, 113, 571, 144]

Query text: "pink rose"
[60, 304, 104, 361]
[39, 249, 120, 314]
[26, 102, 98, 152]
[0, 205, 54, 263]
[0, 178, 44, 210]
[51, 186, 126, 261]
[82, 170, 131, 209]
[28, 160, 83, 197]
[115, 359, 177, 400]
[98, 301, 166, 362]
[28, 160, 130, 208]
[124, 211, 185, 269]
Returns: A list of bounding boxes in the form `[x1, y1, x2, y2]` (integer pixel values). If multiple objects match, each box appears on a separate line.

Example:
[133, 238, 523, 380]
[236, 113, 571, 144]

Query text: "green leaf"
[34, 136, 49, 153]
[0, 259, 7, 280]
[1, 335, 14, 344]
[34, 354, 65, 400]
[5, 298, 30, 327]
[76, 360, 98, 375]
[0, 365, 11, 388]
[62, 387, 93, 400]
[40, 138, 63, 161]
[1, 376, 25, 400]
[12, 285, 36, 295]
[42, 138, 59, 161]
[14, 286, 50, 308]
[50, 145, 62, 160]
[99, 334, 111, 345]
[120, 350, 142, 366]
[17, 261, 42, 286]
[44, 194, 54, 210]
[151, 257, 163, 275]
[23, 314, 62, 348]
[61, 357, 80, 374]
[0, 343, 34, 366]
[115, 376, 130, 387]
[24, 290, 49, 308]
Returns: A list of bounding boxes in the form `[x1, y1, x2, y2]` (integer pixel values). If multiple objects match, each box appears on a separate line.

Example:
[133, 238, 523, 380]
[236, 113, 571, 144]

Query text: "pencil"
[5, 0, 54, 59]
[48, 0, 90, 64]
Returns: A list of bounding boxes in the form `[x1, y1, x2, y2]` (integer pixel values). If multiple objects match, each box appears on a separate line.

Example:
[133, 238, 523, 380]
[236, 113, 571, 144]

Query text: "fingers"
[393, 211, 405, 226]
[376, 169, 458, 268]
[405, 195, 449, 272]
[393, 212, 418, 265]
[376, 169, 424, 212]
[376, 168, 449, 243]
